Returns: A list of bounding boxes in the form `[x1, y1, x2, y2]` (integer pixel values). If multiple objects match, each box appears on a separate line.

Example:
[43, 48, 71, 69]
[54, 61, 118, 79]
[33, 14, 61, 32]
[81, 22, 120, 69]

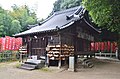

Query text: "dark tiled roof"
[14, 6, 99, 36]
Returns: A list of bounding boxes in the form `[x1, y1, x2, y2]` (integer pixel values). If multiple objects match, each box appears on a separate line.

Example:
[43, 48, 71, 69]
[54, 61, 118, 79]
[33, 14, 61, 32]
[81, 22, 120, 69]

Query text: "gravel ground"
[0, 58, 120, 79]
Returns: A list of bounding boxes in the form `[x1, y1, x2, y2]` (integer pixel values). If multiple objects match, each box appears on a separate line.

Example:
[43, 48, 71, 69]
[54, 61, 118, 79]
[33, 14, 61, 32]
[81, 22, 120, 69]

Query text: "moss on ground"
[39, 67, 53, 72]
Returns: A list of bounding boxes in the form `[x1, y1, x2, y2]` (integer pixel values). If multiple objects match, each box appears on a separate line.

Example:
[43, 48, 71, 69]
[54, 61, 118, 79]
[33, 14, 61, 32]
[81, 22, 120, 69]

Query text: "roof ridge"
[40, 6, 80, 25]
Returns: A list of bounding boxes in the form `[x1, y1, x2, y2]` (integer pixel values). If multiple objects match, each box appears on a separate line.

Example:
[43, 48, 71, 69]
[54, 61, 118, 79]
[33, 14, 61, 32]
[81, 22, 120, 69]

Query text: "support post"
[19, 53, 23, 63]
[58, 57, 61, 69]
[46, 55, 49, 67]
[116, 48, 118, 58]
[110, 43, 113, 57]
[58, 32, 62, 69]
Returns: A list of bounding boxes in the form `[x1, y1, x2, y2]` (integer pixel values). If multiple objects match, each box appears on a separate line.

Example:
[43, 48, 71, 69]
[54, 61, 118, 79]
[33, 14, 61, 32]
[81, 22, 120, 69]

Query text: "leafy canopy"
[0, 5, 38, 37]
[10, 5, 37, 31]
[82, 0, 120, 33]
[53, 0, 82, 12]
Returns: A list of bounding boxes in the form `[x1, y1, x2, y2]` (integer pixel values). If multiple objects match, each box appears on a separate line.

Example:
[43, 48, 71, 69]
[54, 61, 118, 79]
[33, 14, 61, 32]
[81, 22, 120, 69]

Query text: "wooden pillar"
[30, 38, 33, 56]
[110, 42, 112, 57]
[58, 33, 62, 68]
[27, 36, 31, 57]
[68, 28, 76, 71]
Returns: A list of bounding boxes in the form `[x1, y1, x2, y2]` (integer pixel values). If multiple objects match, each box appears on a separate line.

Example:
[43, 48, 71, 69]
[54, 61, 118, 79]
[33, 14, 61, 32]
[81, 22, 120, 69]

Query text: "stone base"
[68, 56, 75, 72]
[68, 68, 75, 72]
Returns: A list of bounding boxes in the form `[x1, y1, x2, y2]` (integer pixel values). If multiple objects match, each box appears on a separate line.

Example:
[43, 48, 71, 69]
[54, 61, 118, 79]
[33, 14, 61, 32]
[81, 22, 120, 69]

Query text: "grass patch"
[0, 63, 6, 67]
[39, 67, 52, 72]
[0, 60, 19, 68]
[14, 63, 21, 68]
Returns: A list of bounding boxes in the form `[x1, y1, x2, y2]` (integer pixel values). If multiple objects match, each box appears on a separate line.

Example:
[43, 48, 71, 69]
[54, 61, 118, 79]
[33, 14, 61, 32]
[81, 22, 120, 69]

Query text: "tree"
[82, 0, 120, 32]
[0, 5, 38, 37]
[10, 20, 22, 35]
[10, 5, 37, 31]
[26, 17, 36, 25]
[53, 0, 62, 12]
[52, 0, 82, 12]
[0, 6, 13, 36]
[82, 0, 120, 59]
[3, 12, 13, 36]
[0, 25, 5, 36]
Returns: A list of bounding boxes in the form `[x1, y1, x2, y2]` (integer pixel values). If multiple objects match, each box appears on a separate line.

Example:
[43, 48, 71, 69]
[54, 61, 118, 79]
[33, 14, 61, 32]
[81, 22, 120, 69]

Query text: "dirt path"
[0, 59, 120, 79]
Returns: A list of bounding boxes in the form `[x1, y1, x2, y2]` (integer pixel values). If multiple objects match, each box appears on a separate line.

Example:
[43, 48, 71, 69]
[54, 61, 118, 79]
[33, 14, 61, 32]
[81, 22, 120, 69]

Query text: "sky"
[0, 0, 57, 19]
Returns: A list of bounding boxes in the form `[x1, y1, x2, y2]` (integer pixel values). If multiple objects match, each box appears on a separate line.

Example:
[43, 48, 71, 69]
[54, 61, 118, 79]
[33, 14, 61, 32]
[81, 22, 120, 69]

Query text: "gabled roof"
[14, 6, 99, 37]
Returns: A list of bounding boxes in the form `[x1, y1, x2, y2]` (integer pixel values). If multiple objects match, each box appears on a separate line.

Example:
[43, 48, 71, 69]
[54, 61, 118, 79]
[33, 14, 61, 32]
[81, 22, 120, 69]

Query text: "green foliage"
[0, 5, 38, 37]
[0, 50, 18, 62]
[82, 0, 120, 53]
[10, 5, 37, 31]
[26, 17, 36, 25]
[40, 67, 52, 72]
[15, 62, 21, 68]
[0, 25, 5, 36]
[0, 7, 13, 36]
[82, 0, 120, 33]
[53, 0, 82, 12]
[10, 20, 22, 35]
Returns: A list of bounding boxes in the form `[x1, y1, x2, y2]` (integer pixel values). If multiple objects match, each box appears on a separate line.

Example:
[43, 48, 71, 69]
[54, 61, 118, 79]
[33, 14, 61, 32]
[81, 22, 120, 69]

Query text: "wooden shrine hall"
[14, 6, 100, 69]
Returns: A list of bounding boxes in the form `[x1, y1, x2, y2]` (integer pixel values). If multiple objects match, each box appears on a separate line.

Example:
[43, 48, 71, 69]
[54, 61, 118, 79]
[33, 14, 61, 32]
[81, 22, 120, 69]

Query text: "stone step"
[20, 63, 37, 70]
[20, 65, 35, 70]
[78, 58, 94, 68]
[21, 63, 37, 68]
